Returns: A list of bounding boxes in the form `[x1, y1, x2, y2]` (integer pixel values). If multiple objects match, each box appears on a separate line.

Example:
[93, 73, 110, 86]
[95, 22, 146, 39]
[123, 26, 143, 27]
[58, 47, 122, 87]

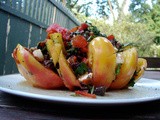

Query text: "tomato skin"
[81, 47, 88, 53]
[59, 52, 81, 91]
[72, 35, 88, 49]
[107, 35, 114, 41]
[13, 44, 64, 89]
[79, 23, 88, 31]
[75, 90, 96, 98]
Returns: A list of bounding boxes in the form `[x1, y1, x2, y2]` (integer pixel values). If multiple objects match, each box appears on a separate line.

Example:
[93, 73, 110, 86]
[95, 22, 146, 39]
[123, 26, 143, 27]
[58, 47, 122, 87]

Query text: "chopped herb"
[90, 86, 95, 94]
[67, 41, 72, 47]
[128, 70, 139, 87]
[87, 85, 95, 94]
[115, 63, 122, 75]
[66, 47, 78, 57]
[118, 43, 134, 52]
[87, 35, 95, 42]
[75, 62, 88, 76]
[70, 94, 80, 97]
[128, 77, 135, 87]
[87, 22, 106, 38]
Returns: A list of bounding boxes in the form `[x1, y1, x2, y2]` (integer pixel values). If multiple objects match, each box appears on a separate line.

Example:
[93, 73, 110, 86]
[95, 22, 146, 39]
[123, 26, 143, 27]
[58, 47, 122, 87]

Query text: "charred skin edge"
[59, 51, 81, 91]
[12, 44, 64, 89]
[88, 37, 116, 88]
[109, 47, 138, 89]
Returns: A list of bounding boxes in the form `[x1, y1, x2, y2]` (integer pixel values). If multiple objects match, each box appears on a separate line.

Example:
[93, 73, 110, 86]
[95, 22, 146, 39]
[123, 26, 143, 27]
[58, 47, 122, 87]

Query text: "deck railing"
[0, 0, 80, 75]
[142, 57, 160, 71]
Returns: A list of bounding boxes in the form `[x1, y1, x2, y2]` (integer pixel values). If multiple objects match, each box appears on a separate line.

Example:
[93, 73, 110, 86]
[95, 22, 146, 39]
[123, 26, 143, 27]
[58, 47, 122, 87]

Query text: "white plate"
[0, 74, 160, 105]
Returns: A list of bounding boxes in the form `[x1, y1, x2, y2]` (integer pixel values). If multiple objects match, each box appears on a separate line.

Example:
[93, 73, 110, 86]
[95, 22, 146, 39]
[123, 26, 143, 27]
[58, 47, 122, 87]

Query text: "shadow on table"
[0, 92, 160, 120]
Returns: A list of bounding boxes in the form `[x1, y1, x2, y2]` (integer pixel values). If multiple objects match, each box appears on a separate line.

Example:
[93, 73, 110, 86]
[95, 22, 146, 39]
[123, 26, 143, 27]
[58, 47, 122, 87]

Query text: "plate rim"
[0, 74, 160, 105]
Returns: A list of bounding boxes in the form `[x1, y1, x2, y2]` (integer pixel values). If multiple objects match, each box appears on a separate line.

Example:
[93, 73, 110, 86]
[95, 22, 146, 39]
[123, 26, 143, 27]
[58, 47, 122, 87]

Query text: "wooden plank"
[41, 28, 47, 41]
[0, 11, 8, 75]
[6, 0, 11, 6]
[49, 4, 54, 25]
[25, 0, 30, 15]
[30, 24, 41, 47]
[42, 0, 47, 23]
[4, 15, 30, 74]
[47, 4, 52, 25]
[28, 0, 34, 18]
[0, 4, 48, 28]
[54, 9, 62, 26]
[0, 0, 81, 75]
[68, 20, 77, 29]
[11, 0, 16, 9]
[15, 0, 20, 10]
[17, 0, 22, 12]
[142, 57, 160, 68]
[33, 0, 38, 20]
[18, 24, 46, 49]
[23, 0, 27, 14]
[65, 17, 70, 29]
[44, 0, 49, 24]
[52, 6, 57, 23]
[54, 9, 68, 28]
[40, 0, 45, 23]
[1, 0, 79, 28]
[37, 0, 42, 21]
[49, 0, 80, 26]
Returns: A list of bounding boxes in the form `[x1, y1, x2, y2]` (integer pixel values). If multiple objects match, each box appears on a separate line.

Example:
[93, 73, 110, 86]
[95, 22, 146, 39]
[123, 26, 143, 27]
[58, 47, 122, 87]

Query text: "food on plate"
[109, 47, 138, 89]
[12, 22, 147, 98]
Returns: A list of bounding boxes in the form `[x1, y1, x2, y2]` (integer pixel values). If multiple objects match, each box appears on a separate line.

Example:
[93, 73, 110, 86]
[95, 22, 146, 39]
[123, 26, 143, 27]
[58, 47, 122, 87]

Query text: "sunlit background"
[60, 0, 160, 57]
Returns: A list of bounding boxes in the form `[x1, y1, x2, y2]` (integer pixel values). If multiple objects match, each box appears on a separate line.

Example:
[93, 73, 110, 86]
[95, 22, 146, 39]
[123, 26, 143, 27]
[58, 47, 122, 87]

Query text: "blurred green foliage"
[76, 14, 156, 57]
[64, 0, 160, 57]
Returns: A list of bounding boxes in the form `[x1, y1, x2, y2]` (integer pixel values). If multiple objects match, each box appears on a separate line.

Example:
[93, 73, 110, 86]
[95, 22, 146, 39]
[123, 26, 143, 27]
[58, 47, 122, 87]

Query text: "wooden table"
[0, 71, 159, 120]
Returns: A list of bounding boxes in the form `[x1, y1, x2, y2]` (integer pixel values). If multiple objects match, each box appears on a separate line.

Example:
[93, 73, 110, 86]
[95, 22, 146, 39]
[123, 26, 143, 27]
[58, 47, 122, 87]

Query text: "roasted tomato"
[88, 37, 116, 88]
[12, 44, 64, 89]
[59, 51, 81, 91]
[109, 47, 138, 89]
[133, 58, 147, 82]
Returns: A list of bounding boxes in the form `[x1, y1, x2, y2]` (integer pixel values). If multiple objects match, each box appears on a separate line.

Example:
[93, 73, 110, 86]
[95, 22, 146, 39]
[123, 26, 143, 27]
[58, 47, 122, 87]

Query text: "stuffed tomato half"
[12, 22, 147, 96]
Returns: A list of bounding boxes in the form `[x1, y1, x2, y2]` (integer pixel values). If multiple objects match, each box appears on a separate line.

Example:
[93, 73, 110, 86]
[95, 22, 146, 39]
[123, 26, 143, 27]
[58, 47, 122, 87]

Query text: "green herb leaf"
[115, 63, 122, 75]
[66, 47, 78, 56]
[128, 77, 135, 87]
[70, 94, 80, 97]
[75, 62, 88, 76]
[87, 22, 105, 37]
[90, 86, 95, 94]
[118, 43, 134, 52]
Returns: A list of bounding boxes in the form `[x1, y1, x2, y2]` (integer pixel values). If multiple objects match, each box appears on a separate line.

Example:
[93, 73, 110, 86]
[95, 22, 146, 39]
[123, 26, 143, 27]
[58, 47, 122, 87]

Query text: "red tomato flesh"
[75, 90, 96, 98]
[72, 35, 88, 48]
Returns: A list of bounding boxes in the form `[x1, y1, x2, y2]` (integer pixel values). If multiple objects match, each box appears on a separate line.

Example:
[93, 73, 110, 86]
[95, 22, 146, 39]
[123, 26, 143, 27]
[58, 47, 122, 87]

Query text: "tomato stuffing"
[72, 35, 88, 49]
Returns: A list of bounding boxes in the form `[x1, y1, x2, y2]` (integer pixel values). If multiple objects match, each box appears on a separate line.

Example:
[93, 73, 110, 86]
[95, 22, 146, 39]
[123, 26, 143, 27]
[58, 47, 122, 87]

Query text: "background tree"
[64, 0, 117, 19]
[61, 0, 160, 57]
[129, 0, 160, 45]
